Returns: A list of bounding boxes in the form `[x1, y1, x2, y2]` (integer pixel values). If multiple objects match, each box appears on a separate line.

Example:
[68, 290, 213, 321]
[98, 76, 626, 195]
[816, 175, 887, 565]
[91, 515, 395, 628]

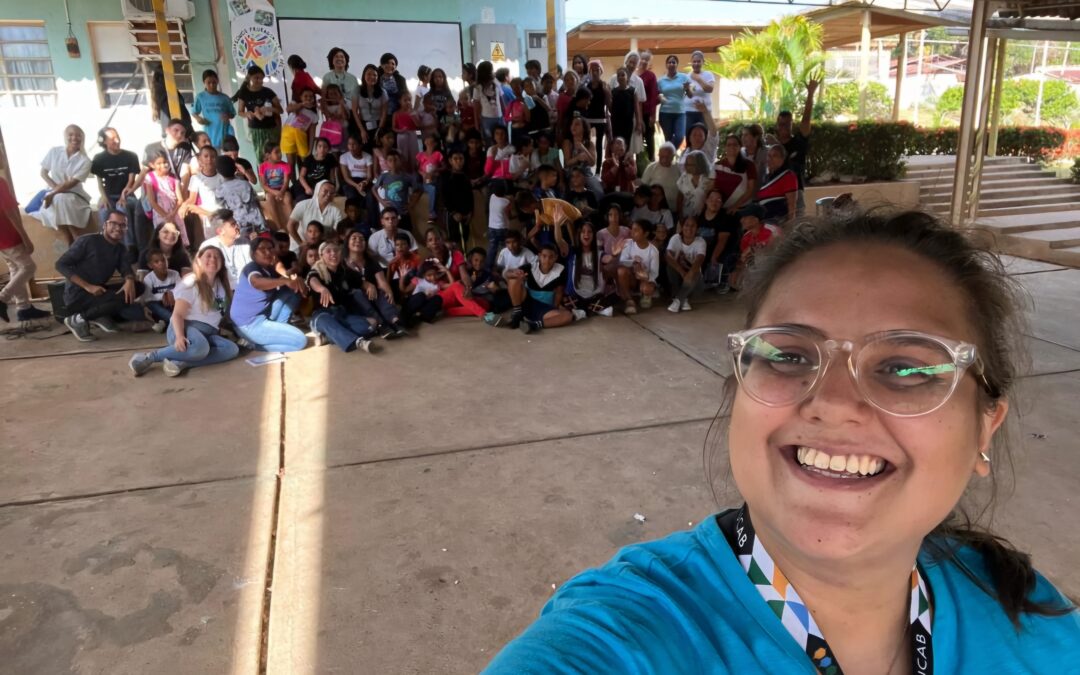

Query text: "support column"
[858, 9, 871, 118]
[948, 0, 990, 227]
[554, 0, 567, 74]
[630, 38, 638, 52]
[546, 0, 557, 73]
[893, 32, 908, 121]
[987, 38, 1008, 156]
[151, 0, 181, 120]
[913, 29, 925, 124]
[968, 36, 998, 222]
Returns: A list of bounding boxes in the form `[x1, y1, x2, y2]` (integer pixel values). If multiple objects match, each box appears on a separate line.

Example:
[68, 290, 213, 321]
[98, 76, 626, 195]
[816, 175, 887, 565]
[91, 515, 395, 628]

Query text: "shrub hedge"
[716, 120, 1075, 182]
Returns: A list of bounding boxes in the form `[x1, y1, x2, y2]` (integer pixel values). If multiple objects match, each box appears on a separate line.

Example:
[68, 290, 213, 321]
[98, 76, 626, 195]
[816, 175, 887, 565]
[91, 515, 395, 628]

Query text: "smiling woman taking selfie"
[484, 209, 1079, 673]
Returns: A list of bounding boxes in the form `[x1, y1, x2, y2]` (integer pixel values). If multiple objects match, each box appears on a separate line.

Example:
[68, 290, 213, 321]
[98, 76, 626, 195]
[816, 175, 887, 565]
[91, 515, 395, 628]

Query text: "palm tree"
[708, 15, 826, 118]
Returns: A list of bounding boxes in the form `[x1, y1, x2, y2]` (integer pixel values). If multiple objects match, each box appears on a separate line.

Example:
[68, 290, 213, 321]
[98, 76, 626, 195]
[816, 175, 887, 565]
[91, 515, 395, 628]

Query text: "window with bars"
[0, 23, 58, 107]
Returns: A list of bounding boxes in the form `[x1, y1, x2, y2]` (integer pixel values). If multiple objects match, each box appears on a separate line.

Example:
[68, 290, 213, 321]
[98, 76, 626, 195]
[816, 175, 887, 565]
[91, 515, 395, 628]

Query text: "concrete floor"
[1, 256, 1078, 674]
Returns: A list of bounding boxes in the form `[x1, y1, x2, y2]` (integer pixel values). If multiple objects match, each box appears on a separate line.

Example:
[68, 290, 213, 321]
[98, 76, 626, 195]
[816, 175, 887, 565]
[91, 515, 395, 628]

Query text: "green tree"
[815, 81, 893, 120]
[707, 15, 826, 118]
[935, 79, 1079, 126]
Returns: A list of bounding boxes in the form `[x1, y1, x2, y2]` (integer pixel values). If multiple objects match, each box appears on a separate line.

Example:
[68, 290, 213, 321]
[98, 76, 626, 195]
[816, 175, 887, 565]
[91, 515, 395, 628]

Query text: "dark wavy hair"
[704, 207, 1075, 627]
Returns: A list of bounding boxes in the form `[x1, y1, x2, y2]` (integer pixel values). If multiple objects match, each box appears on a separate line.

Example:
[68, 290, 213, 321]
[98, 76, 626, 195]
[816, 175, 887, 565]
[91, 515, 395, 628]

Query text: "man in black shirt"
[91, 127, 142, 252]
[773, 78, 818, 215]
[55, 211, 145, 341]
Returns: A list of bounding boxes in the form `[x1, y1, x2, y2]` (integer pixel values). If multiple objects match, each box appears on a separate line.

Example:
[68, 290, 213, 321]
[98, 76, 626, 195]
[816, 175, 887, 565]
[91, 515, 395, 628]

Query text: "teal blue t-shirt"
[192, 90, 236, 149]
[658, 73, 692, 115]
[484, 514, 1079, 673]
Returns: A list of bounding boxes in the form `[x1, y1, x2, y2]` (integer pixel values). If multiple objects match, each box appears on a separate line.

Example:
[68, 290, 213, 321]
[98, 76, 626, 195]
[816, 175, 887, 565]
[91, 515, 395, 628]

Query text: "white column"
[858, 9, 871, 118]
[554, 0, 568, 72]
[948, 0, 990, 227]
[1034, 40, 1050, 126]
[893, 32, 907, 121]
[630, 38, 638, 53]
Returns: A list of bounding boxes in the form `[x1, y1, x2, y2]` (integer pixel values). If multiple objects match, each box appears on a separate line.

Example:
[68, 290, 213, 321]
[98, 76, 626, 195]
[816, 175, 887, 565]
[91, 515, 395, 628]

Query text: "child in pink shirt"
[258, 141, 293, 232]
[415, 134, 444, 224]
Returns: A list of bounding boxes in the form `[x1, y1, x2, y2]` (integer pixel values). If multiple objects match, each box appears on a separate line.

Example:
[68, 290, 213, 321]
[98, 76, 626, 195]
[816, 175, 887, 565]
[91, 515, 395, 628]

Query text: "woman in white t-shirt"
[128, 246, 239, 377]
[684, 50, 715, 130]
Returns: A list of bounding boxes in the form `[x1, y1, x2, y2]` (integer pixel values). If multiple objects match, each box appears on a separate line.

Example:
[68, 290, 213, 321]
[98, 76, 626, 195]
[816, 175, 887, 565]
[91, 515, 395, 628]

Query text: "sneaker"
[508, 311, 523, 330]
[151, 320, 167, 334]
[639, 295, 653, 310]
[483, 312, 503, 327]
[90, 316, 120, 333]
[16, 306, 51, 321]
[64, 314, 96, 342]
[681, 299, 692, 312]
[597, 306, 614, 317]
[236, 337, 256, 350]
[128, 352, 155, 377]
[122, 319, 154, 333]
[624, 301, 638, 316]
[162, 358, 185, 377]
[310, 332, 328, 347]
[571, 309, 586, 321]
[378, 324, 395, 339]
[667, 299, 682, 313]
[520, 319, 540, 334]
[716, 283, 732, 295]
[0, 299, 7, 322]
[392, 323, 409, 338]
[354, 337, 380, 353]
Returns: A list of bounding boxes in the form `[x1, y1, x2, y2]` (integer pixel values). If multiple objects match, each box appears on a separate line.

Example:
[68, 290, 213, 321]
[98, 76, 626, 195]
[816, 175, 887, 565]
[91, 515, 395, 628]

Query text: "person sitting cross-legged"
[128, 245, 239, 377]
[228, 233, 308, 352]
[306, 241, 380, 354]
[505, 243, 575, 334]
[56, 210, 146, 341]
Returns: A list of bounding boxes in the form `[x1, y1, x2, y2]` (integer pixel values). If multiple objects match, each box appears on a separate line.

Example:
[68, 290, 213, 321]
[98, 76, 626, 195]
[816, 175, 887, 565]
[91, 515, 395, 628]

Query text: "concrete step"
[1018, 227, 1080, 249]
[975, 229, 1080, 267]
[925, 201, 1080, 217]
[924, 193, 1080, 211]
[921, 183, 1080, 200]
[976, 209, 1080, 235]
[905, 155, 1026, 171]
[918, 175, 1068, 194]
[905, 163, 1043, 179]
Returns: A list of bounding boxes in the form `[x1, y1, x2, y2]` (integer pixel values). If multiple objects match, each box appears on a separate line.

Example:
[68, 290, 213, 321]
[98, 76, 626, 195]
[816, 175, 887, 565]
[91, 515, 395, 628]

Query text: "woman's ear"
[974, 398, 1009, 478]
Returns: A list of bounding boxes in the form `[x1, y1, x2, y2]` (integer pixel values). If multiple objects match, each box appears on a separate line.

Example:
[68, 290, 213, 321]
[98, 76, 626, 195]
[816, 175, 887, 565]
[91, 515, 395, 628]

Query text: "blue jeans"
[481, 116, 502, 145]
[310, 306, 375, 352]
[659, 112, 687, 149]
[350, 289, 400, 325]
[486, 228, 508, 272]
[421, 182, 438, 219]
[151, 320, 239, 369]
[236, 290, 306, 352]
[146, 300, 173, 322]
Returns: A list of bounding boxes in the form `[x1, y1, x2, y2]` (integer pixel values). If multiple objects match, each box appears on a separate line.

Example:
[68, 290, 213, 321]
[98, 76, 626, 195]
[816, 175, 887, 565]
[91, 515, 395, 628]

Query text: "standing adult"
[286, 180, 342, 247]
[657, 56, 692, 149]
[90, 127, 141, 253]
[150, 64, 193, 136]
[770, 79, 819, 215]
[355, 64, 389, 149]
[638, 50, 660, 162]
[584, 61, 612, 173]
[128, 245, 238, 377]
[607, 52, 647, 147]
[229, 234, 307, 352]
[235, 65, 283, 160]
[684, 51, 716, 130]
[37, 125, 93, 246]
[0, 170, 49, 322]
[380, 52, 409, 117]
[56, 210, 145, 341]
[323, 47, 360, 140]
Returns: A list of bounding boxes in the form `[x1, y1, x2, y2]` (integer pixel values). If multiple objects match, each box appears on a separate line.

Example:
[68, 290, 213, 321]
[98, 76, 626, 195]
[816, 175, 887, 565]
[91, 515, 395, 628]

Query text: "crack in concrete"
[624, 314, 729, 378]
[257, 361, 287, 674]
[0, 474, 261, 510]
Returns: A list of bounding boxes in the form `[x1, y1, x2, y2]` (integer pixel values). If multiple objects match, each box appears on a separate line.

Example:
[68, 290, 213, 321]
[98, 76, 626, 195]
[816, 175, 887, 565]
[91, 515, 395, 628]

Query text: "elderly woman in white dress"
[38, 125, 93, 246]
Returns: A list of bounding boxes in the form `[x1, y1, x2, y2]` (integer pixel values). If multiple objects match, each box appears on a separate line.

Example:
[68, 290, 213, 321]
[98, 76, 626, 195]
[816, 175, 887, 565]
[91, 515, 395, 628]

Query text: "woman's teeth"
[795, 447, 886, 477]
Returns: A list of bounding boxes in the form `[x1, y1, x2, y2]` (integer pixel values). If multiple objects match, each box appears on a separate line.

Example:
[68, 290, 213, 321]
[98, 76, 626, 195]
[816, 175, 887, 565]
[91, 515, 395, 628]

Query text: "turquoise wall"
[271, 0, 546, 68]
[0, 0, 222, 85]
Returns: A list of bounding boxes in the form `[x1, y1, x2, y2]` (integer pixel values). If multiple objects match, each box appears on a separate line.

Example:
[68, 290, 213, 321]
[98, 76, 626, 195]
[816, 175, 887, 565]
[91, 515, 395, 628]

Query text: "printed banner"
[228, 0, 283, 78]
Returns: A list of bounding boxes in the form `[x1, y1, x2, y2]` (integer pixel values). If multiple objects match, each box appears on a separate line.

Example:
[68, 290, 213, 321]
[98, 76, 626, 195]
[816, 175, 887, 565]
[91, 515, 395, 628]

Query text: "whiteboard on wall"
[275, 18, 464, 100]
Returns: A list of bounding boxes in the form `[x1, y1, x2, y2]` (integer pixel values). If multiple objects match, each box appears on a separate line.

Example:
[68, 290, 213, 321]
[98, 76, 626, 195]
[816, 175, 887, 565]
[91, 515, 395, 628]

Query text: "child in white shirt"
[339, 135, 373, 201]
[495, 230, 537, 282]
[617, 219, 661, 315]
[486, 181, 512, 270]
[139, 249, 181, 331]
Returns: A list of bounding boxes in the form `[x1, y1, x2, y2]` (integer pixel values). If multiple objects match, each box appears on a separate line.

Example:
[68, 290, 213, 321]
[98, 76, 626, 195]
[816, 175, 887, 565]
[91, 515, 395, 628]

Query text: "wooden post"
[893, 32, 907, 121]
[151, 0, 181, 120]
[546, 0, 557, 74]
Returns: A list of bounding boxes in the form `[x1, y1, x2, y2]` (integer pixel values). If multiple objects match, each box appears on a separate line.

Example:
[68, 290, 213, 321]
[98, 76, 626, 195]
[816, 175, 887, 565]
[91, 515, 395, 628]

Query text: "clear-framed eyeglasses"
[727, 325, 997, 417]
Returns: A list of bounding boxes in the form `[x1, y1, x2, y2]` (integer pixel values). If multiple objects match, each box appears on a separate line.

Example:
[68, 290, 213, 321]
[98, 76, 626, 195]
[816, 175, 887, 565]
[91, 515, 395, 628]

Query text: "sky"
[564, 0, 974, 30]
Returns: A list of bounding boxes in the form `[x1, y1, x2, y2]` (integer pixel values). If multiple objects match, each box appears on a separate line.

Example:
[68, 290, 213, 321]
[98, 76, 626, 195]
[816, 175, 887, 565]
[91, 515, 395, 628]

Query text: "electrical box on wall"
[469, 24, 520, 75]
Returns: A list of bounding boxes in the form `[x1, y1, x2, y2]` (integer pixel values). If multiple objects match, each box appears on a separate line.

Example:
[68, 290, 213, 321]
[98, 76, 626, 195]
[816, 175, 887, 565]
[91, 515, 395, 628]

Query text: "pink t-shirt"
[598, 225, 631, 258]
[259, 161, 291, 190]
[416, 151, 444, 180]
[393, 111, 418, 131]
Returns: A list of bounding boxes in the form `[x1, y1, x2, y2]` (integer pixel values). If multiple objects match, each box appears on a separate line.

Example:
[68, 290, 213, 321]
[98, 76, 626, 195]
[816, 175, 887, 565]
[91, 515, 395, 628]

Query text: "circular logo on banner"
[232, 25, 282, 77]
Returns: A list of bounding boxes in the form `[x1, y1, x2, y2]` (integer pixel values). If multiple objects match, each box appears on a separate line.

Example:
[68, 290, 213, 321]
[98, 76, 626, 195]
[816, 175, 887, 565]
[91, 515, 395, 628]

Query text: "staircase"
[904, 155, 1080, 266]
